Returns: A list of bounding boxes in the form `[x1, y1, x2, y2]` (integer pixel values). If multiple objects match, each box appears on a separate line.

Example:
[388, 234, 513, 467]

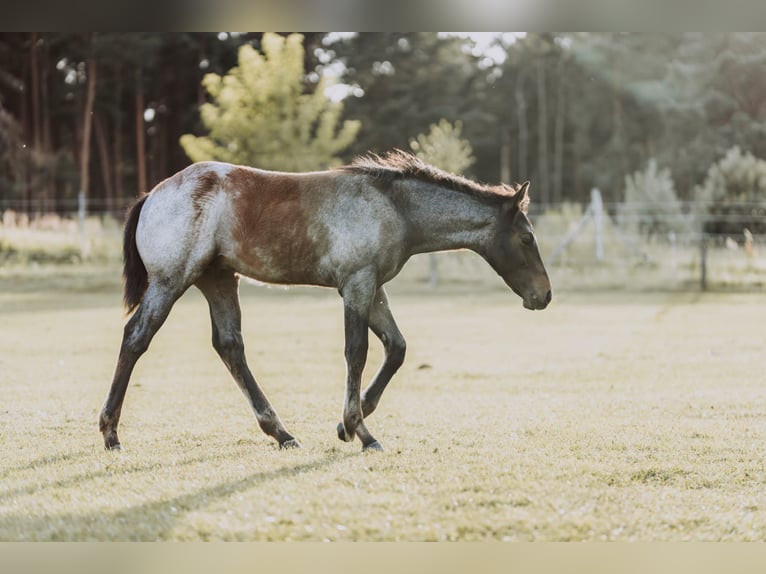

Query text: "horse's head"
[485, 181, 552, 310]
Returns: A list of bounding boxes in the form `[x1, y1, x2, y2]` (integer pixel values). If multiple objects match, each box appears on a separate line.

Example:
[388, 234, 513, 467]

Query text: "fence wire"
[1, 198, 766, 292]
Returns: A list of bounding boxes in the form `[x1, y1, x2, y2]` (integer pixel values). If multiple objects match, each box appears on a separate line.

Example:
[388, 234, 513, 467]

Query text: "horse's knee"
[120, 292, 178, 356]
[121, 323, 151, 356]
[387, 335, 406, 369]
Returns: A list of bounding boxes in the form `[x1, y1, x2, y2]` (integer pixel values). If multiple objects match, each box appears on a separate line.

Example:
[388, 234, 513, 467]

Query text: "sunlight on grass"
[2, 273, 766, 540]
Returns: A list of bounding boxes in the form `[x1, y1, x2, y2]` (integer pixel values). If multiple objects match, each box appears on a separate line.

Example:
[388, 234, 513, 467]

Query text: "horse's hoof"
[279, 438, 301, 449]
[362, 441, 384, 453]
[104, 442, 124, 452]
[336, 422, 352, 442]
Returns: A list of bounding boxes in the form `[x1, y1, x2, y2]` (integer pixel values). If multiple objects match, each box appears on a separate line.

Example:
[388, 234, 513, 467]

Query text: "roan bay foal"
[100, 151, 551, 452]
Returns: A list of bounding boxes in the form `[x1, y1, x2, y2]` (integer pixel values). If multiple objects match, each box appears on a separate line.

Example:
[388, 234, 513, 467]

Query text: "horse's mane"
[337, 150, 527, 209]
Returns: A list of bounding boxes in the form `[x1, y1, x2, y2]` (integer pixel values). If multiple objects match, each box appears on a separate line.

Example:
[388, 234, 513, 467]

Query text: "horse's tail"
[123, 195, 149, 314]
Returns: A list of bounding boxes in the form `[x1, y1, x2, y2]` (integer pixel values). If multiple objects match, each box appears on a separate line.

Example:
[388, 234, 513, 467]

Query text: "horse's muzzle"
[523, 289, 552, 310]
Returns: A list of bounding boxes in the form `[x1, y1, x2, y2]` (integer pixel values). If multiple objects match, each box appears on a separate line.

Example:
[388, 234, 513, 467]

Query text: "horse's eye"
[521, 233, 534, 246]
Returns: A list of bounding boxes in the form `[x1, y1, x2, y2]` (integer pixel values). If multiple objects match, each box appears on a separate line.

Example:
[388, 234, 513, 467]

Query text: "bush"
[0, 215, 121, 266]
[617, 159, 688, 238]
[695, 146, 766, 236]
[409, 119, 475, 175]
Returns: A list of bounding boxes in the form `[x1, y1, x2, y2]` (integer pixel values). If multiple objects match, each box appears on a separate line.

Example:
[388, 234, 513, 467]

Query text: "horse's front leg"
[337, 269, 382, 451]
[362, 287, 406, 418]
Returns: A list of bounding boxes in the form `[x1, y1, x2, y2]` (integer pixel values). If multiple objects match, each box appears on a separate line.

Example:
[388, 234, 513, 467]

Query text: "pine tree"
[180, 33, 360, 171]
[618, 159, 686, 238]
[409, 119, 475, 175]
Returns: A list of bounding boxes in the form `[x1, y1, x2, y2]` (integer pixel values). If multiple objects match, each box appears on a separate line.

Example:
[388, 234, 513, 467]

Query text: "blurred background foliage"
[1, 32, 765, 208]
[1, 32, 766, 258]
[179, 34, 360, 171]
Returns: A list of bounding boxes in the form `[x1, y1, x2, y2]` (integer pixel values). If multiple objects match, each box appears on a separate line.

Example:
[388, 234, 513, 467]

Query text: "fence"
[541, 189, 766, 291]
[400, 190, 766, 293]
[1, 194, 766, 293]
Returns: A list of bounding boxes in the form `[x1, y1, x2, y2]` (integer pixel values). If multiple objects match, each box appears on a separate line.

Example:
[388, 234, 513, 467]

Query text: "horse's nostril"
[545, 290, 552, 304]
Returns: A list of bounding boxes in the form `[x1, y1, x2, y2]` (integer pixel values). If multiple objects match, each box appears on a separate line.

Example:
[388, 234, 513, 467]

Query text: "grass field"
[1, 263, 766, 541]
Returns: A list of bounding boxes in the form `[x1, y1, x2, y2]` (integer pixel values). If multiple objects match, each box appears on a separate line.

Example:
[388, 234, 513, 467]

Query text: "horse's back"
[219, 166, 407, 287]
[135, 161, 408, 289]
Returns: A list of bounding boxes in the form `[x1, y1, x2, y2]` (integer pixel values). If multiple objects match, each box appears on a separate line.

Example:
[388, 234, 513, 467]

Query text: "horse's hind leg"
[99, 281, 184, 450]
[361, 288, 406, 418]
[195, 268, 299, 449]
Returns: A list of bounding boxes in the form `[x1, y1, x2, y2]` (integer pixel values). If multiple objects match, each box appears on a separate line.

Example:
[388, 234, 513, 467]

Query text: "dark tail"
[123, 195, 149, 314]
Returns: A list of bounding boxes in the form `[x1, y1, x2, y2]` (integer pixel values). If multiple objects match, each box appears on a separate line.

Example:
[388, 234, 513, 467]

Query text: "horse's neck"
[397, 182, 497, 256]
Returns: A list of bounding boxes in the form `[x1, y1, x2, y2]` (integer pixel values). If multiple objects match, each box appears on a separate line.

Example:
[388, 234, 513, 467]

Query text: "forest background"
[1, 33, 764, 218]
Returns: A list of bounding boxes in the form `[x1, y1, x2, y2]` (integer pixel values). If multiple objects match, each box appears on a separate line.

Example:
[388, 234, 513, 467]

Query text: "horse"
[99, 150, 552, 452]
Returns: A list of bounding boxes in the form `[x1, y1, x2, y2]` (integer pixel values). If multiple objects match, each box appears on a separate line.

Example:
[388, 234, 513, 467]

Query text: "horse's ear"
[515, 181, 530, 206]
[502, 181, 530, 219]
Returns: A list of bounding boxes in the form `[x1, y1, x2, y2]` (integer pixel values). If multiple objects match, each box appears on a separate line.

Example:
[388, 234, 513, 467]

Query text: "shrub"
[618, 159, 687, 238]
[695, 146, 766, 236]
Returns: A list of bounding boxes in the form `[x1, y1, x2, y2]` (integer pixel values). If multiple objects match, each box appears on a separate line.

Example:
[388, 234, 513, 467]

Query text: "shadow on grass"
[1, 447, 235, 501]
[0, 447, 100, 482]
[1, 447, 358, 541]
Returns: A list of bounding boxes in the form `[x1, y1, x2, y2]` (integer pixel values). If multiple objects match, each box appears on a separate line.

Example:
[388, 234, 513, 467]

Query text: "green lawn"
[1, 267, 766, 540]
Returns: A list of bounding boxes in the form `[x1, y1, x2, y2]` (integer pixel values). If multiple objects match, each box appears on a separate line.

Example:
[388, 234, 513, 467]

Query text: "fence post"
[591, 188, 604, 262]
[699, 234, 708, 291]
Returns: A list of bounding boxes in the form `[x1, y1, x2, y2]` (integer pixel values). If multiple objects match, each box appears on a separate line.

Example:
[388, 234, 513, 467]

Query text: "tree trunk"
[158, 108, 168, 182]
[198, 35, 207, 106]
[552, 59, 566, 206]
[29, 33, 42, 217]
[113, 64, 124, 214]
[500, 128, 511, 184]
[94, 112, 114, 215]
[41, 34, 54, 213]
[536, 60, 549, 205]
[610, 57, 627, 202]
[20, 36, 30, 217]
[573, 123, 584, 202]
[515, 71, 528, 181]
[135, 63, 147, 196]
[29, 33, 41, 152]
[79, 53, 97, 254]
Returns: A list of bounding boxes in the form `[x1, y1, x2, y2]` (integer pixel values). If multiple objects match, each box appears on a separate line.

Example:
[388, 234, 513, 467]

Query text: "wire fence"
[1, 194, 766, 293]
[405, 192, 766, 293]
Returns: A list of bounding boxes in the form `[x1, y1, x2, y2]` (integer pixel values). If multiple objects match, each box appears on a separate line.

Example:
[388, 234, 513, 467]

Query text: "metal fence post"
[591, 188, 604, 262]
[699, 233, 708, 291]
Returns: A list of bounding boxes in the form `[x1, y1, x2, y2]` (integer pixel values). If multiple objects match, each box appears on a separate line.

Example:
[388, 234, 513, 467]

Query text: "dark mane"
[337, 150, 526, 207]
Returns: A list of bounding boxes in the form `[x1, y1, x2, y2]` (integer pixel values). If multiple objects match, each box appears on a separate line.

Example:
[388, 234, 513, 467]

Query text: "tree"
[489, 33, 573, 200]
[333, 34, 492, 168]
[618, 159, 686, 238]
[0, 101, 23, 197]
[180, 33, 360, 171]
[695, 146, 766, 235]
[78, 44, 97, 253]
[409, 118, 475, 175]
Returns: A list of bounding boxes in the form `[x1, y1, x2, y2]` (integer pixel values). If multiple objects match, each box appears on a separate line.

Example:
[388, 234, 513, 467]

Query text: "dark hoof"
[362, 441, 384, 452]
[104, 442, 124, 452]
[279, 438, 301, 449]
[337, 422, 352, 442]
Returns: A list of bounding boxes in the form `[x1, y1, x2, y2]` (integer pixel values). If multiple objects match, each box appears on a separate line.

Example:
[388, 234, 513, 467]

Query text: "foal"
[100, 151, 551, 452]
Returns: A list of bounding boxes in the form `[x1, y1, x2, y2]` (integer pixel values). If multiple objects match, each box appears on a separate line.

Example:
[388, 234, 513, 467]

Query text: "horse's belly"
[223, 243, 334, 287]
